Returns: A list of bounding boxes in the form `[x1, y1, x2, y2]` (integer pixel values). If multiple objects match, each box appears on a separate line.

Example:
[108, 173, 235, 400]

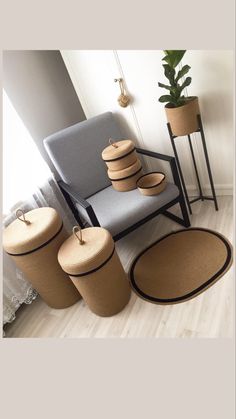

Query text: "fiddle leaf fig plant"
[158, 50, 192, 108]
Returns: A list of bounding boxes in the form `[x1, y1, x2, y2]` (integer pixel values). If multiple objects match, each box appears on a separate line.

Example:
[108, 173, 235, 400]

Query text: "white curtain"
[2, 91, 77, 327]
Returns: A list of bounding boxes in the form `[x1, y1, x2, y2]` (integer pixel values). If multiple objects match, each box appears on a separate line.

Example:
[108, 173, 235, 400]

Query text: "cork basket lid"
[58, 227, 114, 276]
[108, 158, 142, 180]
[3, 207, 62, 256]
[102, 139, 135, 162]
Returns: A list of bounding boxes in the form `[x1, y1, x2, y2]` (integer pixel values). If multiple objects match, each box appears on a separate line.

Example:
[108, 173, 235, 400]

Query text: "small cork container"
[108, 158, 143, 192]
[165, 96, 200, 136]
[2, 208, 81, 309]
[102, 139, 137, 171]
[137, 172, 166, 196]
[58, 226, 131, 317]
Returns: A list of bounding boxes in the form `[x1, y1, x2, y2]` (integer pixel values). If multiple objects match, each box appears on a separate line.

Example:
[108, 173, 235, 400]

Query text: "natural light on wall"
[3, 90, 51, 215]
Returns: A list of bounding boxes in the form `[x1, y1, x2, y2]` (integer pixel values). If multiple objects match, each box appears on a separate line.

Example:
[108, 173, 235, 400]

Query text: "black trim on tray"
[65, 245, 116, 277]
[108, 167, 142, 182]
[129, 228, 232, 304]
[6, 223, 64, 256]
[136, 171, 166, 189]
[103, 147, 135, 162]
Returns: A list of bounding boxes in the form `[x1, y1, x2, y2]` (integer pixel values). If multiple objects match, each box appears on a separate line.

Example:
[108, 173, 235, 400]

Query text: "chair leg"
[164, 195, 191, 228]
[179, 194, 191, 227]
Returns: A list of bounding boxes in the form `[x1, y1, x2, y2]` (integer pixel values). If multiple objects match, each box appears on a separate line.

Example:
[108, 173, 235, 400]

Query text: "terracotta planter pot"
[102, 139, 137, 170]
[165, 96, 200, 136]
[108, 158, 143, 191]
[137, 172, 166, 196]
[3, 208, 81, 309]
[58, 227, 131, 317]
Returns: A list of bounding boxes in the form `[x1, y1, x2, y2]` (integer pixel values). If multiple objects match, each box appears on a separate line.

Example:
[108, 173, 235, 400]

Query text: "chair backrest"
[44, 112, 124, 198]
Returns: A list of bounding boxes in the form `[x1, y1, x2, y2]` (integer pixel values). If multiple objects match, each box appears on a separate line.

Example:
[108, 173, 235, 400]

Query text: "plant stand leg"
[187, 134, 204, 201]
[167, 123, 192, 215]
[169, 158, 191, 227]
[197, 114, 219, 211]
[179, 193, 191, 227]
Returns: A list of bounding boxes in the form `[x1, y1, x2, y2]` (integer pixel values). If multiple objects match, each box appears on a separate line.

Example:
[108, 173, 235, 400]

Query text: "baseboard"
[186, 184, 233, 197]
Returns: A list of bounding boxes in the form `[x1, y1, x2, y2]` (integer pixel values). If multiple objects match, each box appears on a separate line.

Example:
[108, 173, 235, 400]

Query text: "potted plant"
[158, 50, 200, 136]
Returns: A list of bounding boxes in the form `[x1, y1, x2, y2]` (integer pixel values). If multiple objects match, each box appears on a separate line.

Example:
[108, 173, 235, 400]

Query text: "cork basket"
[165, 96, 200, 136]
[3, 208, 81, 309]
[137, 172, 166, 196]
[58, 226, 131, 317]
[102, 139, 137, 171]
[108, 158, 143, 192]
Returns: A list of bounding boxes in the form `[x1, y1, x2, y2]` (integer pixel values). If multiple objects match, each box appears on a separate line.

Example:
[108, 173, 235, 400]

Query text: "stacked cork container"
[102, 139, 143, 192]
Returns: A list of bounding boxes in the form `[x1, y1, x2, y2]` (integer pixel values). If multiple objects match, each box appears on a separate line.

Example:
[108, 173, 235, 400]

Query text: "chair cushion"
[44, 112, 124, 198]
[77, 183, 180, 237]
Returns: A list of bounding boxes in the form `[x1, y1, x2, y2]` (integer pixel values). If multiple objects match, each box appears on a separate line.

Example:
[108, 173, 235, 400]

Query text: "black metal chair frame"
[59, 147, 191, 241]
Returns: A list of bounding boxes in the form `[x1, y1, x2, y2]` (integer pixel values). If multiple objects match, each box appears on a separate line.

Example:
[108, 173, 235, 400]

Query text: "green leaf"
[163, 64, 176, 85]
[158, 82, 172, 90]
[162, 55, 172, 66]
[179, 76, 192, 91]
[175, 95, 186, 104]
[162, 50, 186, 68]
[173, 50, 186, 67]
[170, 87, 181, 98]
[176, 101, 186, 107]
[175, 65, 191, 82]
[163, 50, 177, 57]
[159, 95, 173, 103]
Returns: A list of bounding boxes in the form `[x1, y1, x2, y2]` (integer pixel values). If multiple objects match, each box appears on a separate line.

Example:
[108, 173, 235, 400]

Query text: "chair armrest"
[136, 147, 182, 191]
[58, 180, 100, 226]
[136, 147, 174, 162]
[59, 180, 91, 209]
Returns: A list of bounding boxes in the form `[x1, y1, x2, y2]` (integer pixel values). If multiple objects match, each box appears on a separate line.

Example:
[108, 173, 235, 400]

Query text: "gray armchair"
[44, 112, 190, 241]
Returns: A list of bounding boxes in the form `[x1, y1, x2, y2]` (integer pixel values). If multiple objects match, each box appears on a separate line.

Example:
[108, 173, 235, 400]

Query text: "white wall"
[61, 50, 234, 195]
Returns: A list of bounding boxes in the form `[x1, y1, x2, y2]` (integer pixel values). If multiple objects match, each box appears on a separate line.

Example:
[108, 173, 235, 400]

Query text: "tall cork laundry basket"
[3, 208, 81, 309]
[58, 226, 131, 317]
[102, 139, 138, 171]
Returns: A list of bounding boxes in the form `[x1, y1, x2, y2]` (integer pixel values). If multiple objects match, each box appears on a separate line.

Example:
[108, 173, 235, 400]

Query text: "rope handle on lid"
[109, 138, 118, 148]
[16, 209, 31, 225]
[73, 226, 85, 245]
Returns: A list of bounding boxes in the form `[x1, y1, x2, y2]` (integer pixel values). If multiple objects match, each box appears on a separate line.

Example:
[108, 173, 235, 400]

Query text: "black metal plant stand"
[167, 114, 218, 215]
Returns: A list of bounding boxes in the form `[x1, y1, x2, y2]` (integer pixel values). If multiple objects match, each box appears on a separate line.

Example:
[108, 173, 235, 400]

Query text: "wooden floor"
[5, 196, 234, 338]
